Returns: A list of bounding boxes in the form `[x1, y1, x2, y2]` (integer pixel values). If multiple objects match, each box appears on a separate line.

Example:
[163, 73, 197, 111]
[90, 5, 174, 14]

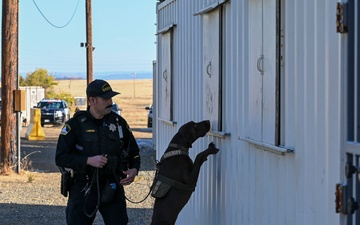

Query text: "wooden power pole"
[1, 0, 19, 173]
[86, 0, 93, 85]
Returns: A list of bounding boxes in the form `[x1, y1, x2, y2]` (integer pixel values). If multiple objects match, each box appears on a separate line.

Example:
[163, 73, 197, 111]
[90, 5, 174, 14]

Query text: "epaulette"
[73, 110, 87, 122]
[109, 110, 121, 118]
[109, 111, 124, 122]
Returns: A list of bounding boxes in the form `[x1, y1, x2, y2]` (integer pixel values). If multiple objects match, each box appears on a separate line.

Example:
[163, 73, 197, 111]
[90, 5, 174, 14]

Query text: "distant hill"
[53, 71, 152, 80]
[19, 71, 153, 81]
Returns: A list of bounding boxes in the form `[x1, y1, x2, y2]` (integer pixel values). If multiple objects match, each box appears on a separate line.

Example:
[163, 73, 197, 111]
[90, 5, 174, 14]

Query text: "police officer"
[55, 79, 141, 225]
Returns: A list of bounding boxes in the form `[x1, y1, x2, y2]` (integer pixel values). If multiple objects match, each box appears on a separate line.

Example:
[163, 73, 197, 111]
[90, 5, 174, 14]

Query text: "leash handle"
[83, 168, 100, 218]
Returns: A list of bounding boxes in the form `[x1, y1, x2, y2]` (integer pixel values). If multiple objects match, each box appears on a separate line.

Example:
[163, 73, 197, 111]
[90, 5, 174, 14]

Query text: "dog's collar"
[159, 143, 189, 162]
[161, 149, 189, 162]
[168, 143, 188, 151]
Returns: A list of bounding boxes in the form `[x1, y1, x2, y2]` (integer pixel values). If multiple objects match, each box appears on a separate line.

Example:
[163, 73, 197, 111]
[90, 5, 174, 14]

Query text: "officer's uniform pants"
[66, 180, 128, 225]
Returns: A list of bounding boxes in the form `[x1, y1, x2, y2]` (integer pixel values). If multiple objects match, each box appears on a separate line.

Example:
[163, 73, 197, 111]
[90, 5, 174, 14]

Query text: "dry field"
[0, 79, 155, 224]
[53, 79, 153, 137]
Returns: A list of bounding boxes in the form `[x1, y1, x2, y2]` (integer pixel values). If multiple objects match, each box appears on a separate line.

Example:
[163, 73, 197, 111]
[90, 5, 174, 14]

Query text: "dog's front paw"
[208, 142, 219, 154]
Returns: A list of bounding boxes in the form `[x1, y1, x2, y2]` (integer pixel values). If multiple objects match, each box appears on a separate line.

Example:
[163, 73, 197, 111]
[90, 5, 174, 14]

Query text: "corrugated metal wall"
[18, 86, 45, 121]
[155, 0, 344, 225]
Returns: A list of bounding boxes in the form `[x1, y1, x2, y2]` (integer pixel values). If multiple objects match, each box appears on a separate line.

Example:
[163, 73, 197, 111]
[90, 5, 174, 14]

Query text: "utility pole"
[1, 0, 19, 173]
[86, 0, 93, 85]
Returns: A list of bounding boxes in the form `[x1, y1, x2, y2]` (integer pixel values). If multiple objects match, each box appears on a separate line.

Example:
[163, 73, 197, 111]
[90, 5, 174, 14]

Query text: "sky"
[15, 0, 157, 74]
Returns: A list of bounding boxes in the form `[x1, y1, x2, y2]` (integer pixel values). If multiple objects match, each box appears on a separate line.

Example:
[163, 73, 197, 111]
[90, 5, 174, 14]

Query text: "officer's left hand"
[119, 168, 138, 186]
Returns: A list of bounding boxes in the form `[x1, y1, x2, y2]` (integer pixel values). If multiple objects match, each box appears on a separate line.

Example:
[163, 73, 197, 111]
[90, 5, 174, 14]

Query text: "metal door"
[249, 0, 277, 144]
[336, 1, 360, 224]
[160, 31, 172, 120]
[203, 8, 220, 131]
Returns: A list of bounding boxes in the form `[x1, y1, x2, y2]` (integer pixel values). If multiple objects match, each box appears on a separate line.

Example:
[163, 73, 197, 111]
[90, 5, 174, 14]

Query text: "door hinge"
[336, 2, 348, 33]
[335, 183, 358, 215]
[336, 183, 346, 214]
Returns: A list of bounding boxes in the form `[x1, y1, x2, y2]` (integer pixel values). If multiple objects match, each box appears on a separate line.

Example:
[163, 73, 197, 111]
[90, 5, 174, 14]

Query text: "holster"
[58, 167, 74, 197]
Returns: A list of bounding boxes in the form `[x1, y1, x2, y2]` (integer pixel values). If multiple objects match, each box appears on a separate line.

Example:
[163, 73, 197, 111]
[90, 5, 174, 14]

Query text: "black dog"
[151, 120, 219, 225]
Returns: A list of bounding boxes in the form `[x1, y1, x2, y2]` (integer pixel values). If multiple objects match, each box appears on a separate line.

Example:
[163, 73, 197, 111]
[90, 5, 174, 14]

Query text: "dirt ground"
[0, 124, 156, 225]
[0, 79, 155, 224]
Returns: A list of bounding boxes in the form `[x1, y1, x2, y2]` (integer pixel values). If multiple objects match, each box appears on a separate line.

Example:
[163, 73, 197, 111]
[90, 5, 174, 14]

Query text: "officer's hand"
[120, 168, 138, 186]
[86, 155, 108, 168]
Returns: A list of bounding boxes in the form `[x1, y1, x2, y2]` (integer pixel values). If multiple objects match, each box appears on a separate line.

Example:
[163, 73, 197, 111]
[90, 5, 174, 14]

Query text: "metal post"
[17, 112, 20, 173]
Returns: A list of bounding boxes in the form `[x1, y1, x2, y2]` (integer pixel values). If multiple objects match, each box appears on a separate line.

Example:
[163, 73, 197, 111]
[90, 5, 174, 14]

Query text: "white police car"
[145, 104, 152, 128]
[36, 99, 70, 127]
[111, 102, 122, 115]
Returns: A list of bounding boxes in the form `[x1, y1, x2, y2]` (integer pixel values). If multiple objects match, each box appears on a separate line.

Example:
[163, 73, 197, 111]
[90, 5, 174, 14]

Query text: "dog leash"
[82, 167, 152, 219]
[121, 137, 153, 203]
[120, 144, 190, 203]
[83, 168, 101, 218]
[111, 168, 153, 204]
[119, 143, 189, 203]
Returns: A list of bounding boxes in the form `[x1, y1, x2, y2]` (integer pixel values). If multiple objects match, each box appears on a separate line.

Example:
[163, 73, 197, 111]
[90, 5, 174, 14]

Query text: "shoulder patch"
[60, 124, 71, 135]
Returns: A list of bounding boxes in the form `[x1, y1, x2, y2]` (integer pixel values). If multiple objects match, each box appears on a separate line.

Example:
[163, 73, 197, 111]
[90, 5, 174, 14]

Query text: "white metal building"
[154, 0, 359, 224]
[0, 86, 45, 123]
[19, 86, 45, 122]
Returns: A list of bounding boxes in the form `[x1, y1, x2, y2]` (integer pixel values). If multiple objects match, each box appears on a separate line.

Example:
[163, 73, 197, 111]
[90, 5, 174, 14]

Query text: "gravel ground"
[0, 126, 156, 225]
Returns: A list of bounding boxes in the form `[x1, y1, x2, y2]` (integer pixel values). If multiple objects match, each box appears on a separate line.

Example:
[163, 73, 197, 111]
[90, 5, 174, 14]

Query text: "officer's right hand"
[87, 155, 108, 168]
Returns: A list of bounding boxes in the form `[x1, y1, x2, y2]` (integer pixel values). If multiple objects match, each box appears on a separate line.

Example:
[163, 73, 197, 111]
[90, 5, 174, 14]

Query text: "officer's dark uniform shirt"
[55, 109, 141, 179]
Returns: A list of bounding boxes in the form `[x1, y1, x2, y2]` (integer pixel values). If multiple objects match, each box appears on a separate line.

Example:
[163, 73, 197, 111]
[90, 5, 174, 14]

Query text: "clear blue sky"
[16, 0, 156, 74]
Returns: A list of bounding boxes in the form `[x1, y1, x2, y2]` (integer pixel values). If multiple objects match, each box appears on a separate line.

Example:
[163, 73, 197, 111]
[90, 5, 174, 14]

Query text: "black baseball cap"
[86, 79, 120, 99]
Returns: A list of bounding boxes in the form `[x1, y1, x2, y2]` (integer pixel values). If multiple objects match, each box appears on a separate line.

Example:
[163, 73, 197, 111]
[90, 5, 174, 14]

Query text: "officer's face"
[90, 96, 113, 118]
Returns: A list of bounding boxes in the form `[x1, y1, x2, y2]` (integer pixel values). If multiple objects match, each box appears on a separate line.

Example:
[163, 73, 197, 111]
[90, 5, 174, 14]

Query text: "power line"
[31, 0, 81, 28]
